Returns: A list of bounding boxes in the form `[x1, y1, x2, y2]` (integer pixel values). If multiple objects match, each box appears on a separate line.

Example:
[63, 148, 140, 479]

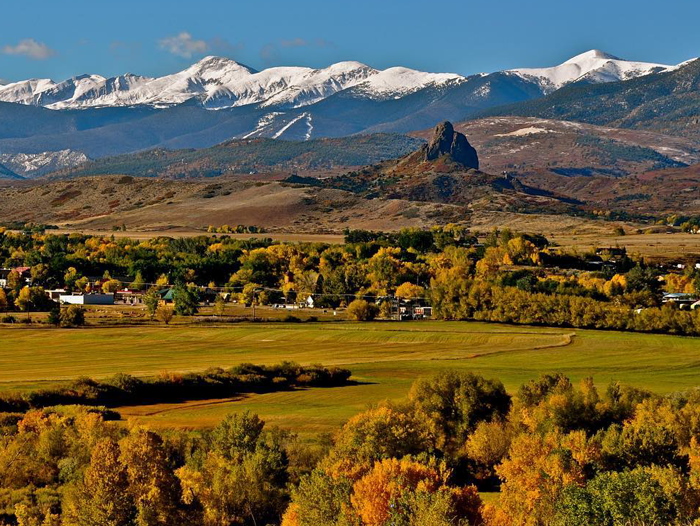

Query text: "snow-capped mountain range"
[0, 49, 696, 167]
[0, 50, 681, 110]
[0, 56, 463, 110]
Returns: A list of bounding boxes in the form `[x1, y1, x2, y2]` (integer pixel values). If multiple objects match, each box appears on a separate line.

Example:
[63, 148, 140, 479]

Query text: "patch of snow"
[240, 112, 285, 139]
[272, 112, 309, 139]
[304, 113, 313, 141]
[496, 126, 553, 137]
[474, 82, 491, 98]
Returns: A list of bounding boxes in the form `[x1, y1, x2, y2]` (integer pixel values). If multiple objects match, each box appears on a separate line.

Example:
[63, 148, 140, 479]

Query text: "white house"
[305, 296, 315, 308]
[45, 289, 66, 301]
[59, 293, 114, 305]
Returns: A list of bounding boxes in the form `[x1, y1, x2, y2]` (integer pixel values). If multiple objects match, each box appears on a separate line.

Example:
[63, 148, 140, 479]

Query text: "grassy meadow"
[2, 319, 700, 438]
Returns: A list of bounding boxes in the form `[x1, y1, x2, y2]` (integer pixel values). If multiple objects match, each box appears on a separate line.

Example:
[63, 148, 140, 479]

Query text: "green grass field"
[2, 320, 699, 437]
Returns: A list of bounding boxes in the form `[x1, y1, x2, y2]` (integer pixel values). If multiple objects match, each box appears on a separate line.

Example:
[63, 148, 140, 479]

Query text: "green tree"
[30, 263, 50, 286]
[554, 467, 689, 526]
[213, 294, 226, 317]
[64, 267, 79, 291]
[408, 372, 511, 452]
[102, 279, 122, 294]
[173, 284, 199, 316]
[48, 305, 62, 327]
[143, 287, 160, 320]
[177, 411, 288, 526]
[131, 271, 146, 291]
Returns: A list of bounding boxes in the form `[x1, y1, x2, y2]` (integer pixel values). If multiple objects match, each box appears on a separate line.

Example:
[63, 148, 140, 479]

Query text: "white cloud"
[2, 39, 56, 60]
[158, 32, 208, 58]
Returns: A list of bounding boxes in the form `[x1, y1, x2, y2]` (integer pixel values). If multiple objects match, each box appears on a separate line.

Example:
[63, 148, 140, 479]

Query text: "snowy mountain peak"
[187, 55, 257, 75]
[564, 49, 620, 64]
[509, 50, 673, 93]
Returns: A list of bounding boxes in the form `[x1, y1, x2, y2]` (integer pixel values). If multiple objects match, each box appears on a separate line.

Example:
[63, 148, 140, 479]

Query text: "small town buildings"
[59, 293, 115, 305]
[0, 269, 10, 288]
[45, 289, 66, 301]
[662, 292, 698, 309]
[0, 267, 31, 288]
[413, 306, 433, 319]
[115, 288, 145, 305]
[159, 288, 175, 304]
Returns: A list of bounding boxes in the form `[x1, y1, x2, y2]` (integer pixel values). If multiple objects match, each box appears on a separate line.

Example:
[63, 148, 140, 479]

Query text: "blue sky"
[1, 0, 698, 82]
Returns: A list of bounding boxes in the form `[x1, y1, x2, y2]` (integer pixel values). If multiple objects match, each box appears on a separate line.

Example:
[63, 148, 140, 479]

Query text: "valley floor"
[3, 319, 698, 438]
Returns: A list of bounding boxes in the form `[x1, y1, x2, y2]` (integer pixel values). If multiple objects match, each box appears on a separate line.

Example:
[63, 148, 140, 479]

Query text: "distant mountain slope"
[479, 58, 700, 140]
[531, 163, 700, 216]
[49, 134, 425, 179]
[0, 162, 20, 179]
[0, 150, 89, 178]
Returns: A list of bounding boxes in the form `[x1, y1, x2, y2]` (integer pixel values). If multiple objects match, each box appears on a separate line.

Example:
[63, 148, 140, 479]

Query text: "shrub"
[60, 305, 86, 327]
[156, 304, 175, 325]
[347, 300, 379, 322]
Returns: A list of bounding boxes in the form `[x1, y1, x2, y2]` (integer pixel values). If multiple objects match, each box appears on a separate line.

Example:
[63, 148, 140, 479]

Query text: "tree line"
[1, 226, 699, 335]
[0, 363, 351, 414]
[3, 371, 700, 525]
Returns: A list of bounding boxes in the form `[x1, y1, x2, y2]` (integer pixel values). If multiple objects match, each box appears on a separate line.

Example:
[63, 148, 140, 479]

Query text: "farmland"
[2, 320, 699, 437]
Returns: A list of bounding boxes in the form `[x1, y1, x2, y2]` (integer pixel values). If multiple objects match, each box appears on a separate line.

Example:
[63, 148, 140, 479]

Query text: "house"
[0, 267, 31, 288]
[305, 296, 315, 308]
[662, 292, 698, 309]
[45, 289, 66, 301]
[413, 306, 433, 319]
[159, 288, 175, 304]
[115, 288, 145, 305]
[13, 267, 32, 284]
[200, 287, 219, 305]
[59, 293, 115, 305]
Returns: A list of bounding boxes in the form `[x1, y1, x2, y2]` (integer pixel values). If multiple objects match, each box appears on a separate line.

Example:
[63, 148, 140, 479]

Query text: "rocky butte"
[422, 121, 479, 169]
